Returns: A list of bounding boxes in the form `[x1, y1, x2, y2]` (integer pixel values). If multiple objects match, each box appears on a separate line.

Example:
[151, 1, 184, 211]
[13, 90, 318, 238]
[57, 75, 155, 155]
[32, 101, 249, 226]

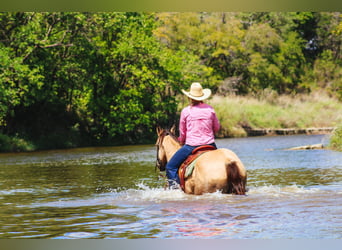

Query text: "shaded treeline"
[0, 12, 341, 151]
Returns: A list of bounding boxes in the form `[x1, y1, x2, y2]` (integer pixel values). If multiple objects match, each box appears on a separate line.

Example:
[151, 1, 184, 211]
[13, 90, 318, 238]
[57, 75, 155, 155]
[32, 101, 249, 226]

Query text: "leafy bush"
[329, 126, 342, 151]
[0, 134, 35, 152]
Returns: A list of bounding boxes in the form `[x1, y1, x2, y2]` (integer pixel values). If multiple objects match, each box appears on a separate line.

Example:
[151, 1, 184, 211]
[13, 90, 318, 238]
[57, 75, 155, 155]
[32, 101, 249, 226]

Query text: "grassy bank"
[205, 91, 342, 138]
[329, 126, 342, 151]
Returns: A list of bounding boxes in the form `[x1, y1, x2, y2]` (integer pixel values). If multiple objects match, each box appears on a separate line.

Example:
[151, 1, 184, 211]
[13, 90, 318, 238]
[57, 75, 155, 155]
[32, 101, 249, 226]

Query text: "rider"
[166, 82, 221, 188]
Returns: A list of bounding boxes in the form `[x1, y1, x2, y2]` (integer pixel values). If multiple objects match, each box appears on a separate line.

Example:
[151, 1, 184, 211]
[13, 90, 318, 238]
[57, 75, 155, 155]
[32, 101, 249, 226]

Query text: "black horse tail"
[226, 161, 246, 195]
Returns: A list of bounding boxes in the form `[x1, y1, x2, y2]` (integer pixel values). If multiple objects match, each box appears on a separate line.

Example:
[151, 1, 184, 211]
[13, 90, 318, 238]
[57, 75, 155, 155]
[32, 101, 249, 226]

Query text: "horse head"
[155, 126, 177, 171]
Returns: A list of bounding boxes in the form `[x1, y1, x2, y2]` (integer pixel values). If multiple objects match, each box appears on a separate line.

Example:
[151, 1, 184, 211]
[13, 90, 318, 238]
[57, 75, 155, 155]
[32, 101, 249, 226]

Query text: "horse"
[155, 126, 247, 195]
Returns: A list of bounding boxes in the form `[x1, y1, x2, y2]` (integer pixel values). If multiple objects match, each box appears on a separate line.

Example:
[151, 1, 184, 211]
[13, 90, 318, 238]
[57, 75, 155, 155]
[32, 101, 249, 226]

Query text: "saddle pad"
[184, 158, 198, 178]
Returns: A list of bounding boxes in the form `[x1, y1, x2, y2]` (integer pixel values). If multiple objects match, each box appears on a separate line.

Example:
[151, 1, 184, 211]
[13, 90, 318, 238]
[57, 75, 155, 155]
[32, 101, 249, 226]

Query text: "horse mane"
[157, 126, 180, 145]
[164, 129, 180, 144]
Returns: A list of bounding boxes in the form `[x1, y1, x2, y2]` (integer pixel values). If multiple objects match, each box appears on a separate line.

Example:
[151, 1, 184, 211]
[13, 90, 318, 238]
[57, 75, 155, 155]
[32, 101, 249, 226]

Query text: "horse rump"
[226, 161, 246, 195]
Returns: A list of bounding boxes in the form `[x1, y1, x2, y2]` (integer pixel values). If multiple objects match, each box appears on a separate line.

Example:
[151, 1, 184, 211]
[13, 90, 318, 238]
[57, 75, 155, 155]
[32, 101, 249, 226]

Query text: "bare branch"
[39, 43, 73, 48]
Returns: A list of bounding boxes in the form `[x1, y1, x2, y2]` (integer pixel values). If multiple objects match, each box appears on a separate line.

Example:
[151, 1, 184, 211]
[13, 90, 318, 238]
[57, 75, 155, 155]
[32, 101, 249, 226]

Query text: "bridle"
[155, 127, 180, 172]
[155, 129, 168, 171]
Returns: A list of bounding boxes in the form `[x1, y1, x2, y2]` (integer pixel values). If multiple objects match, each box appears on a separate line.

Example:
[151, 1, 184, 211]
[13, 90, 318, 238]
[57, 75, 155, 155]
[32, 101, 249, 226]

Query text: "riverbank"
[207, 91, 342, 138]
[1, 91, 341, 153]
[242, 127, 335, 137]
[1, 127, 336, 153]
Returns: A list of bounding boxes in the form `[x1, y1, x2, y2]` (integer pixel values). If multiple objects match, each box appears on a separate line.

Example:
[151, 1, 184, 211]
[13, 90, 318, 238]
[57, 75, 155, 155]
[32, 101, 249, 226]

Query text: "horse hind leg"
[226, 161, 246, 195]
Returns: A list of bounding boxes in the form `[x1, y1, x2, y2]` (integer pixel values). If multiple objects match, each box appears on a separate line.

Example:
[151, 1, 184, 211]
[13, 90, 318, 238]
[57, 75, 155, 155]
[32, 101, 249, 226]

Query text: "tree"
[0, 12, 210, 147]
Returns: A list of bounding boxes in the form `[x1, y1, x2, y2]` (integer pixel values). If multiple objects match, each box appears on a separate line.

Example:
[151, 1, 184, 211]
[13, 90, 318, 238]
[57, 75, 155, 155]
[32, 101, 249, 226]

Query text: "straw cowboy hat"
[181, 82, 212, 101]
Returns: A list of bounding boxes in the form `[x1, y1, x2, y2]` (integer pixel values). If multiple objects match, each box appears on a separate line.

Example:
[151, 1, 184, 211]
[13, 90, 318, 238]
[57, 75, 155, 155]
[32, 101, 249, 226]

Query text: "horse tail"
[226, 161, 246, 195]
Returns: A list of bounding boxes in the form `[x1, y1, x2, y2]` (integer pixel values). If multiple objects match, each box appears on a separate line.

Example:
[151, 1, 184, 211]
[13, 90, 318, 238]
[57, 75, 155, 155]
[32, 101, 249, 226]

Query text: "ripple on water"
[60, 232, 100, 239]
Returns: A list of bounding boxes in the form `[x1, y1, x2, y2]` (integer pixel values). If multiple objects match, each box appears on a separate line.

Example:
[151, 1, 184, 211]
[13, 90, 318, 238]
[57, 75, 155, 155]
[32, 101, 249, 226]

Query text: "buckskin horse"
[155, 126, 247, 195]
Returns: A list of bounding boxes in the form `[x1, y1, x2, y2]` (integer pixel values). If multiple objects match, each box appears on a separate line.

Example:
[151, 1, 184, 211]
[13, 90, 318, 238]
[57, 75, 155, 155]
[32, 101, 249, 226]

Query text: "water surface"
[0, 134, 341, 239]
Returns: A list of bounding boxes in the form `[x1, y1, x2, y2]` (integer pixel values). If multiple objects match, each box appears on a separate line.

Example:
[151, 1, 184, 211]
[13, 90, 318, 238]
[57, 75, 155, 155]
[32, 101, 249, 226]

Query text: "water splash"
[112, 182, 188, 202]
[105, 182, 331, 204]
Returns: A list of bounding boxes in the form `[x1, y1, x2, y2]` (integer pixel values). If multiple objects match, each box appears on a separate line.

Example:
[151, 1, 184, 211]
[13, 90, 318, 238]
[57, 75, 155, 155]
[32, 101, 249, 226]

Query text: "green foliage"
[0, 133, 35, 152]
[0, 44, 44, 126]
[156, 12, 341, 96]
[329, 125, 342, 151]
[0, 12, 341, 151]
[0, 12, 208, 148]
[313, 50, 342, 97]
[82, 13, 207, 143]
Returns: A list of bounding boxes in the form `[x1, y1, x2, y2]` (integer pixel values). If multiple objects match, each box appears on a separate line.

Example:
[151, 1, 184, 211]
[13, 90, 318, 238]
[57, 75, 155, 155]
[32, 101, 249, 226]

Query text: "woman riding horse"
[156, 83, 247, 195]
[156, 126, 247, 195]
[165, 82, 220, 188]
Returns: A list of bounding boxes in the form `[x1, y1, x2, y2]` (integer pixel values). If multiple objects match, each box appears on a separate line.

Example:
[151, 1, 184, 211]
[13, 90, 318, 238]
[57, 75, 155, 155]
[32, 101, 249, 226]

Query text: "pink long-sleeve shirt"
[178, 102, 220, 146]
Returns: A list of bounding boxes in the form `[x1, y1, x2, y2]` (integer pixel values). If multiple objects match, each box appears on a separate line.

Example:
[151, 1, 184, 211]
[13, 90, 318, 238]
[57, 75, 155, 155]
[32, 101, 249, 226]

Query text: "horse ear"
[170, 124, 176, 134]
[156, 126, 163, 135]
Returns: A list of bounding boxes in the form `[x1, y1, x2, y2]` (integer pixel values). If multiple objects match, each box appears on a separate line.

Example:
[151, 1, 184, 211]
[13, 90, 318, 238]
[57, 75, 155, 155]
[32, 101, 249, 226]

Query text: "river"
[0, 134, 341, 239]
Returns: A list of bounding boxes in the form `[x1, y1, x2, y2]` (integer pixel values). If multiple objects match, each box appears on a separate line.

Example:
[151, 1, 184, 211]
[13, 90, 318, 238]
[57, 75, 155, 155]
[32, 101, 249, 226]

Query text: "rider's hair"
[190, 99, 203, 106]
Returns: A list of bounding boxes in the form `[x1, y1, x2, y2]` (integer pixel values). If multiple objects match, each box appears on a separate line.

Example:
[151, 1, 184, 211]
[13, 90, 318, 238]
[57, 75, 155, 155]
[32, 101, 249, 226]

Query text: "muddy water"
[0, 134, 341, 239]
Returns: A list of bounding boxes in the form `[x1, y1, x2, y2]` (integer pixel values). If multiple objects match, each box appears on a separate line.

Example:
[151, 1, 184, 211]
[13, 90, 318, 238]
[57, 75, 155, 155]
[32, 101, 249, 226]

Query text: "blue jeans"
[166, 143, 217, 187]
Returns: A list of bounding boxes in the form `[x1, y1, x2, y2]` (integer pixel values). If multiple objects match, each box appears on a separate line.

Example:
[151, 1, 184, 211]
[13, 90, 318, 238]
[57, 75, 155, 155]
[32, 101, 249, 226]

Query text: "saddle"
[178, 145, 216, 191]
